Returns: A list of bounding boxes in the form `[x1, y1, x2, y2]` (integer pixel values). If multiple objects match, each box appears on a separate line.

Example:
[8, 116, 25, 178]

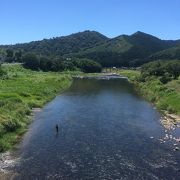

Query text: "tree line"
[141, 60, 180, 83]
[22, 54, 102, 73]
[0, 50, 102, 74]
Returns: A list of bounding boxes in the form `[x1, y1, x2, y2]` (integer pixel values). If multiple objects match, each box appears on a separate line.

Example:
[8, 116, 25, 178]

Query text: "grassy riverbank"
[0, 64, 73, 152]
[1, 64, 179, 152]
[118, 69, 180, 115]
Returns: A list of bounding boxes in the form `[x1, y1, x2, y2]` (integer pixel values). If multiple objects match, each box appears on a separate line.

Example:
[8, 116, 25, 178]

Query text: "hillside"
[0, 31, 108, 57]
[149, 45, 180, 61]
[71, 31, 180, 66]
[0, 31, 180, 67]
[0, 49, 5, 62]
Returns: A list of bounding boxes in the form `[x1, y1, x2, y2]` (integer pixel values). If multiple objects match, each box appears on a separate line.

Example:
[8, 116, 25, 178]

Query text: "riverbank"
[0, 64, 74, 152]
[0, 66, 179, 153]
[118, 69, 180, 128]
[3, 72, 180, 179]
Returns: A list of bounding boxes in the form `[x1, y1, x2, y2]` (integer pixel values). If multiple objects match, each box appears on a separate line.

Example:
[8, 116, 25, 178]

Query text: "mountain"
[0, 31, 108, 57]
[0, 30, 180, 67]
[148, 45, 180, 60]
[70, 31, 180, 66]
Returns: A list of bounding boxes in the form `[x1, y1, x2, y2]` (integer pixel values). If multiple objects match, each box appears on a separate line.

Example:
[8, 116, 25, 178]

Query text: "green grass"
[117, 69, 180, 115]
[1, 65, 179, 152]
[0, 64, 73, 152]
[166, 78, 180, 93]
[118, 69, 141, 80]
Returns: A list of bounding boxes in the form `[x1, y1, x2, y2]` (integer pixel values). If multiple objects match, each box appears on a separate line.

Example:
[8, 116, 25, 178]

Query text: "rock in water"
[175, 147, 179, 151]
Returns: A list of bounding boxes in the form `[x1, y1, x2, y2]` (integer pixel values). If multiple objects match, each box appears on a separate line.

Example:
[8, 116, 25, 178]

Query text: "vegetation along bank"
[0, 64, 73, 152]
[118, 60, 180, 128]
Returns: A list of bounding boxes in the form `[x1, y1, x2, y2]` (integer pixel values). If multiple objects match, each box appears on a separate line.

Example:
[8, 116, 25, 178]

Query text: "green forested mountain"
[0, 48, 6, 62]
[0, 31, 180, 67]
[70, 31, 180, 66]
[149, 45, 180, 60]
[0, 31, 108, 57]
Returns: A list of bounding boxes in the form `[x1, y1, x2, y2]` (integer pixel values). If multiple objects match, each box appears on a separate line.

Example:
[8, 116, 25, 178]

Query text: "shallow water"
[13, 77, 180, 179]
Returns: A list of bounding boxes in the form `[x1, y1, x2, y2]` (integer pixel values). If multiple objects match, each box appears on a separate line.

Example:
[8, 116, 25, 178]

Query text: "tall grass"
[0, 64, 73, 152]
[118, 69, 180, 115]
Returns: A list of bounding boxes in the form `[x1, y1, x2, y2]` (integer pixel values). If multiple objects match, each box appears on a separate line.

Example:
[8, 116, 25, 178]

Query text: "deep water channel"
[12, 77, 180, 179]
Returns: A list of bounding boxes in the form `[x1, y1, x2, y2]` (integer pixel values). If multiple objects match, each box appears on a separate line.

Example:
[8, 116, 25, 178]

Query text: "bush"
[22, 54, 102, 73]
[0, 65, 7, 78]
[23, 53, 40, 70]
[159, 73, 172, 84]
[141, 60, 180, 81]
[73, 58, 102, 73]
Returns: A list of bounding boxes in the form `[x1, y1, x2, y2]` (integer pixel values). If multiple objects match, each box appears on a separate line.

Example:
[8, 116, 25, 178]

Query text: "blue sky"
[0, 0, 179, 44]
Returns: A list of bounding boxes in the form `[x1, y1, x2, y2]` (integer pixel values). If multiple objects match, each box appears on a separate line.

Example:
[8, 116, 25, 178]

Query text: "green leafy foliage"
[1, 31, 180, 67]
[23, 53, 40, 70]
[0, 64, 72, 152]
[22, 53, 102, 73]
[0, 64, 7, 78]
[141, 60, 180, 83]
[1, 49, 22, 63]
[73, 58, 102, 73]
[149, 45, 180, 60]
[70, 32, 180, 67]
[118, 62, 180, 115]
[1, 31, 108, 57]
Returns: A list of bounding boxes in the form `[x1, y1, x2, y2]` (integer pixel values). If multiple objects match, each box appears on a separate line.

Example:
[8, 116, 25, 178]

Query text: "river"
[10, 77, 180, 179]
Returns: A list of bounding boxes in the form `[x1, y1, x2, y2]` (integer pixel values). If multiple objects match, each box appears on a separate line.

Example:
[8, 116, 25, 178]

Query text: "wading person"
[55, 124, 59, 133]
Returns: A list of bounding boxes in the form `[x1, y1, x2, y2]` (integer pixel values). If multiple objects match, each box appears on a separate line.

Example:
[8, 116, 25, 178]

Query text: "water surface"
[14, 77, 180, 179]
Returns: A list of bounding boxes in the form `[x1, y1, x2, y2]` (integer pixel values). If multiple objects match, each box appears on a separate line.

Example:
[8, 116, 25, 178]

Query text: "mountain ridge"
[0, 30, 180, 67]
[66, 31, 180, 66]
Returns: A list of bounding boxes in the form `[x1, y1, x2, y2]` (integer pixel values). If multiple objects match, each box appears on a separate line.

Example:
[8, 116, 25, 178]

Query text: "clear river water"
[12, 77, 180, 179]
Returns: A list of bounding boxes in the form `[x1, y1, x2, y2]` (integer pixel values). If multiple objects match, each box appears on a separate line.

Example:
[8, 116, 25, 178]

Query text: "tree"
[39, 56, 51, 71]
[73, 58, 102, 73]
[23, 53, 40, 70]
[0, 64, 6, 78]
[5, 49, 14, 62]
[165, 61, 180, 79]
[141, 60, 180, 83]
[14, 50, 22, 62]
[6, 49, 14, 58]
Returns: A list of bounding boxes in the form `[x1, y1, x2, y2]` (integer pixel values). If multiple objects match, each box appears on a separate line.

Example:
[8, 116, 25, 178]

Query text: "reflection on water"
[13, 78, 180, 179]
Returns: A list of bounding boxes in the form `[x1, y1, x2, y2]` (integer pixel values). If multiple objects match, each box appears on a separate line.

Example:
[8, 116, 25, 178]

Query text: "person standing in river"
[55, 124, 59, 133]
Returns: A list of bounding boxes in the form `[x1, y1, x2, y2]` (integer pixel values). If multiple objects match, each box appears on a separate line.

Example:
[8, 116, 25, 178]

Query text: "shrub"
[0, 65, 7, 78]
[73, 58, 102, 73]
[141, 60, 180, 80]
[23, 53, 40, 70]
[159, 73, 172, 84]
